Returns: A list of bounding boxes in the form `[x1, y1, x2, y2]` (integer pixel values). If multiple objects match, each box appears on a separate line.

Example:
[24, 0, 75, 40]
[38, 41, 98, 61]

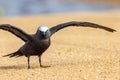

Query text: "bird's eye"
[39, 30, 43, 33]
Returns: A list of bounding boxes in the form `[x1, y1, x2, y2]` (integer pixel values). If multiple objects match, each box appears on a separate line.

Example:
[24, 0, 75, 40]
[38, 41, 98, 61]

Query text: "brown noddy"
[0, 21, 116, 69]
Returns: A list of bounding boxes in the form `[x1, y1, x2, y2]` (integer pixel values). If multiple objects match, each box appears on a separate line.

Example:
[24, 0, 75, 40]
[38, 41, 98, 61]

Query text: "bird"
[0, 21, 116, 69]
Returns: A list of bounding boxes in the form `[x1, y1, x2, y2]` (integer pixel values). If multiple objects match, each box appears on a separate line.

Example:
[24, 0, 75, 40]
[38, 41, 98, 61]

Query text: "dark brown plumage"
[0, 21, 116, 69]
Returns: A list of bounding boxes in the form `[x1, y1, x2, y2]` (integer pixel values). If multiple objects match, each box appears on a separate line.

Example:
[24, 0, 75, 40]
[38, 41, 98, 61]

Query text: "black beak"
[40, 31, 46, 37]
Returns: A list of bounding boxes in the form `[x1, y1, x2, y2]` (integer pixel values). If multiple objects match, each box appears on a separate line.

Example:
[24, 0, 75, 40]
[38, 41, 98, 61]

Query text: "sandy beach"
[0, 11, 120, 80]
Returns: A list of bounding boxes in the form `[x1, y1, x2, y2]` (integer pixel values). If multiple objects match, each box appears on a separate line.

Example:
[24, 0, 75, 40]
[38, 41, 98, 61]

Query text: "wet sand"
[0, 11, 120, 80]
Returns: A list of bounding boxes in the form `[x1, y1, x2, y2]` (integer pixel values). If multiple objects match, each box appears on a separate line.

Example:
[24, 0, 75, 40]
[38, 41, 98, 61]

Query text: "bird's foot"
[40, 65, 50, 68]
[28, 66, 30, 69]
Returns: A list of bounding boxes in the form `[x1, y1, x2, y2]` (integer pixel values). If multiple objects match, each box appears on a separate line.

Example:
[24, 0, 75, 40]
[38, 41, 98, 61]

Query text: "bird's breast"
[32, 39, 50, 52]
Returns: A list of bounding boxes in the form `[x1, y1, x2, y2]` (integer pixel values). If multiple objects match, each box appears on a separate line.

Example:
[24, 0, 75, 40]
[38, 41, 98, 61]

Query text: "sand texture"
[0, 12, 120, 80]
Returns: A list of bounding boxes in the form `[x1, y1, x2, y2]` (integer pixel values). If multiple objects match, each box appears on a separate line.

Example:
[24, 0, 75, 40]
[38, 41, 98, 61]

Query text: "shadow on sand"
[0, 65, 51, 70]
[0, 65, 27, 70]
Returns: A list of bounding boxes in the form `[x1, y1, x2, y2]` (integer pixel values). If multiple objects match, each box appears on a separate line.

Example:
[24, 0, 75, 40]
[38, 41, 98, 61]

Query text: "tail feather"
[15, 53, 24, 58]
[3, 53, 13, 57]
[3, 51, 23, 57]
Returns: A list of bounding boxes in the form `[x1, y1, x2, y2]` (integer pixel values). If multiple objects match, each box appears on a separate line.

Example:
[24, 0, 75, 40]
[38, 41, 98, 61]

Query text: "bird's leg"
[38, 55, 43, 67]
[27, 56, 30, 69]
[38, 55, 50, 68]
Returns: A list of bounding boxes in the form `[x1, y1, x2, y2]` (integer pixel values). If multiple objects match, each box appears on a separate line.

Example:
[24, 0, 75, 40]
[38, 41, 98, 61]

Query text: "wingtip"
[112, 29, 117, 32]
[108, 28, 117, 32]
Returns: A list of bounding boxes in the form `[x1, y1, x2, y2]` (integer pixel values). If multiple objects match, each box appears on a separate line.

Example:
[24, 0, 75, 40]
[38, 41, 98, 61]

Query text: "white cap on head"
[39, 26, 49, 32]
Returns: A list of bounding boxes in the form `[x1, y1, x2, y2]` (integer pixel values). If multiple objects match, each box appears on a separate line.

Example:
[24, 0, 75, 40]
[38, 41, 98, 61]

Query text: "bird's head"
[36, 25, 51, 39]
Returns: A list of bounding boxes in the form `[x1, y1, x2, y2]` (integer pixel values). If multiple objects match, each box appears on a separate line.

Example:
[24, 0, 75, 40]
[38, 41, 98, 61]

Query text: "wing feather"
[0, 24, 31, 42]
[50, 21, 116, 36]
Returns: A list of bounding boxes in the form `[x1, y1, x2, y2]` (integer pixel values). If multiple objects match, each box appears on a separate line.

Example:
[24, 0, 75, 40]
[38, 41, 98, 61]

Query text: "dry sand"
[0, 11, 120, 80]
[68, 0, 120, 5]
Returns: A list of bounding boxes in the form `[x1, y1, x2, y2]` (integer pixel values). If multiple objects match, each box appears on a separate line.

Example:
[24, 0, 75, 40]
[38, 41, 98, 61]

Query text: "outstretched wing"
[0, 24, 31, 42]
[49, 21, 116, 36]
